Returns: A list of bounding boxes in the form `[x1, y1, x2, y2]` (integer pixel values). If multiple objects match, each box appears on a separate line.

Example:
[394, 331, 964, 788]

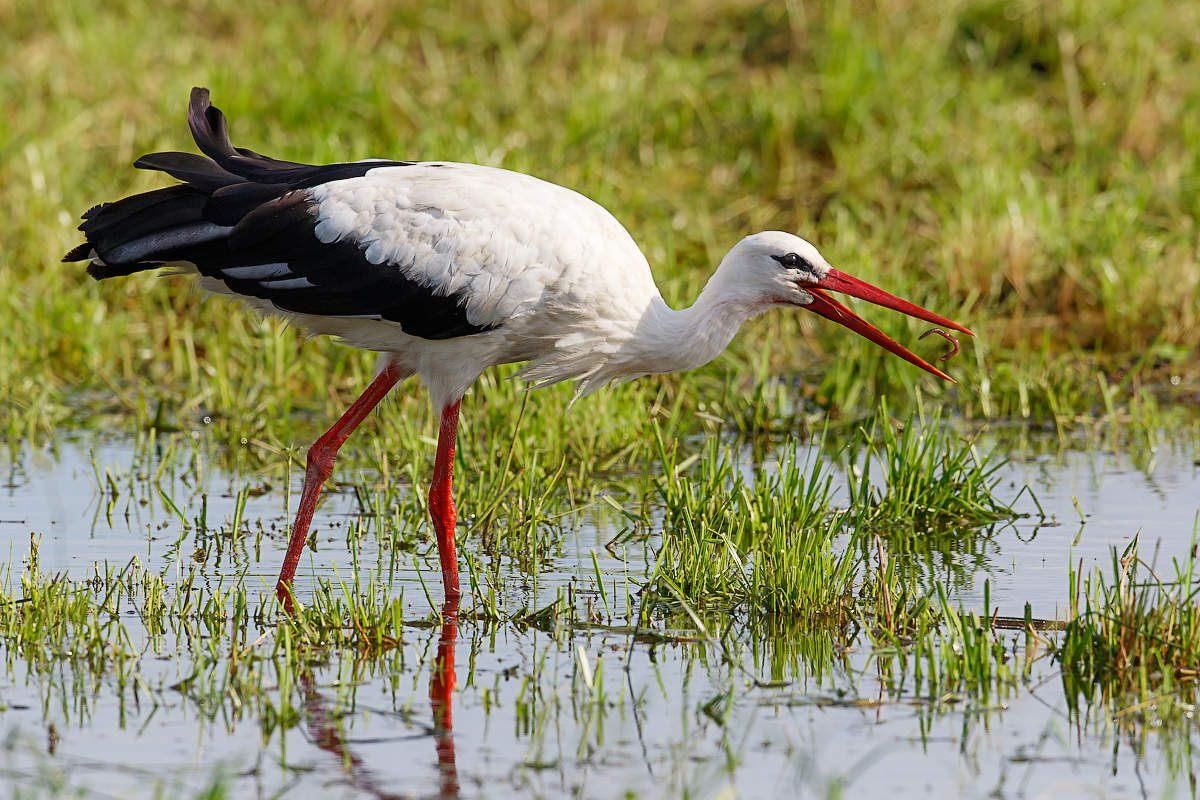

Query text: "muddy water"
[1, 430, 1198, 798]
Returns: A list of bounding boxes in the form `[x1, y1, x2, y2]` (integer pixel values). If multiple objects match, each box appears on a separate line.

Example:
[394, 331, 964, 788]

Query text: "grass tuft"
[847, 403, 1020, 534]
[651, 435, 855, 621]
[1059, 536, 1200, 719]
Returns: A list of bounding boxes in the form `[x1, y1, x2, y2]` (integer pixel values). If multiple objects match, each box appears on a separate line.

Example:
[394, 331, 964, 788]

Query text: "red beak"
[802, 268, 974, 383]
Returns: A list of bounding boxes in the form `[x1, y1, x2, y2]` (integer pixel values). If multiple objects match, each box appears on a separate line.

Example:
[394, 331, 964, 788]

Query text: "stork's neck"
[634, 283, 768, 376]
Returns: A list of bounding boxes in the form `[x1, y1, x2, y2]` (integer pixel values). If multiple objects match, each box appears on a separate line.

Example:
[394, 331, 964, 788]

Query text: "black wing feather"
[186, 87, 412, 185]
[216, 193, 495, 339]
[81, 186, 211, 257]
[66, 86, 493, 341]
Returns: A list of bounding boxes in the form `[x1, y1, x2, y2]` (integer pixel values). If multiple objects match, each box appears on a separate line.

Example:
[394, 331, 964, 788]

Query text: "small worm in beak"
[919, 327, 961, 363]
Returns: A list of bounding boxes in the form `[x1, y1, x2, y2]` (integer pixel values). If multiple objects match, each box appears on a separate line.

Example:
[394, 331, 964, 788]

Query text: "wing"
[191, 187, 502, 339]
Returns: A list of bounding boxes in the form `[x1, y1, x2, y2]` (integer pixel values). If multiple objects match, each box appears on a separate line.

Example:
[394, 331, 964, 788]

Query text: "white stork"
[66, 88, 973, 604]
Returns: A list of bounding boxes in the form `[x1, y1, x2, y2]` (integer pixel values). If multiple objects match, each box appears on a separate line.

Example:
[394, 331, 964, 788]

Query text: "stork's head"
[716, 231, 973, 382]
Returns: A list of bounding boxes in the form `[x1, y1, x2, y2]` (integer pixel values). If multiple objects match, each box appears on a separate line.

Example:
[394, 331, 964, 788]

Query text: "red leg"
[275, 363, 404, 605]
[428, 400, 462, 600]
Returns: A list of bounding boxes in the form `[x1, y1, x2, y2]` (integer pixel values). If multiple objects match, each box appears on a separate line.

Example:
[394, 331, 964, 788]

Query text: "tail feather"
[133, 151, 241, 191]
[82, 186, 206, 240]
[62, 241, 93, 262]
[186, 87, 310, 182]
[104, 221, 232, 264]
[65, 86, 411, 280]
[186, 87, 239, 164]
[67, 87, 271, 279]
[205, 181, 291, 225]
[77, 187, 193, 234]
[87, 260, 166, 280]
[72, 185, 215, 274]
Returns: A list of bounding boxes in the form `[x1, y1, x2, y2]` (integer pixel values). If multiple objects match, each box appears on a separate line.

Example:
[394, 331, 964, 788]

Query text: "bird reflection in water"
[429, 598, 461, 798]
[299, 598, 461, 799]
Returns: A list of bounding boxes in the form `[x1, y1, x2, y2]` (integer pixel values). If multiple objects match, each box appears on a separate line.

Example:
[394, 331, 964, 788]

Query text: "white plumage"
[187, 158, 757, 408]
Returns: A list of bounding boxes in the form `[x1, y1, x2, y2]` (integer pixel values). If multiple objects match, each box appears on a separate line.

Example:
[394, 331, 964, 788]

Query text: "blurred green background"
[2, 0, 1198, 443]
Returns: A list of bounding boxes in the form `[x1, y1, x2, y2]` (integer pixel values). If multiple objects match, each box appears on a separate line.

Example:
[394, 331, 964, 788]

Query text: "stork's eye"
[771, 252, 808, 270]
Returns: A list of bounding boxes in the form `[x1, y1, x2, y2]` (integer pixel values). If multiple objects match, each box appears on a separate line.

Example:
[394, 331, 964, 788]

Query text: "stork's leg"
[428, 400, 462, 599]
[276, 363, 404, 604]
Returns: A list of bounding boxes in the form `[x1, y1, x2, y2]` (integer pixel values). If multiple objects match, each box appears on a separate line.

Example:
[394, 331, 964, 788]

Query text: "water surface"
[2, 428, 1198, 798]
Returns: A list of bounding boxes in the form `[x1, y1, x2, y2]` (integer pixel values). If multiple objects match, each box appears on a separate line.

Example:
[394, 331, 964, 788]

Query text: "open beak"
[801, 268, 974, 383]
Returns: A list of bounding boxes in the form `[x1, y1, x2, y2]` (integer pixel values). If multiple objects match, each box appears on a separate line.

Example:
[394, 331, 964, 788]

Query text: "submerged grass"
[867, 572, 1020, 710]
[3, 500, 1199, 795]
[645, 409, 1031, 709]
[0, 540, 430, 731]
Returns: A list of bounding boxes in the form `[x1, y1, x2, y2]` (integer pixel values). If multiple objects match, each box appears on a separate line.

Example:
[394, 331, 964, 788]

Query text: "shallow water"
[1, 427, 1199, 799]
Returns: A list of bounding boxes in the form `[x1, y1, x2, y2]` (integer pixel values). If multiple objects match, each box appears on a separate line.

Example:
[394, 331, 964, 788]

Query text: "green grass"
[846, 403, 1017, 533]
[648, 408, 1019, 619]
[651, 433, 855, 620]
[1059, 536, 1200, 726]
[640, 411, 1027, 712]
[1, 464, 1196, 792]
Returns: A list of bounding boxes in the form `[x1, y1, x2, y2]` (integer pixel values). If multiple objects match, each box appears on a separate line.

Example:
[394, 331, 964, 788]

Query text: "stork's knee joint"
[306, 440, 337, 481]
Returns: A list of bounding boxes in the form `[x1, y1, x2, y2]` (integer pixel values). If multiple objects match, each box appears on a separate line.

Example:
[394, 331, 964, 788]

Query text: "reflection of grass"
[0, 420, 1186, 747]
[7, 519, 1200, 787]
[0, 539, 427, 729]
[4, 0, 1200, 450]
[643, 411, 1031, 712]
[868, 574, 1019, 711]
[1, 542, 160, 685]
